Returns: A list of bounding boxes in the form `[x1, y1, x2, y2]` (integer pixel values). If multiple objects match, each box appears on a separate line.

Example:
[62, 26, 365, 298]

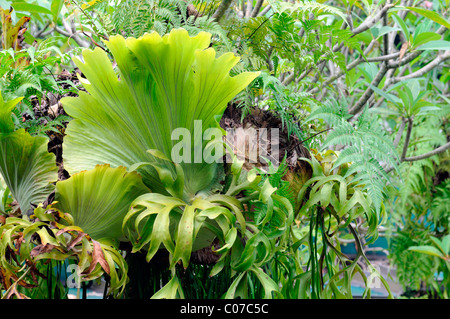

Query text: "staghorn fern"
[306, 100, 399, 213]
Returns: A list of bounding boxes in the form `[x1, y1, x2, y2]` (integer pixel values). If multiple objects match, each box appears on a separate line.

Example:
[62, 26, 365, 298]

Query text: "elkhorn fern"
[0, 93, 57, 215]
[61, 28, 259, 200]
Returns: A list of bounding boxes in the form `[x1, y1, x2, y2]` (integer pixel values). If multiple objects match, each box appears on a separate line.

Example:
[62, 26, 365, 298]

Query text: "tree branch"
[308, 40, 378, 94]
[400, 117, 413, 161]
[404, 142, 450, 162]
[393, 117, 406, 148]
[349, 25, 447, 115]
[245, 0, 253, 18]
[366, 52, 401, 62]
[385, 141, 450, 174]
[351, 4, 395, 35]
[212, 0, 233, 21]
[349, 63, 388, 114]
[55, 18, 90, 48]
[258, 4, 272, 16]
[251, 0, 264, 17]
[394, 50, 450, 82]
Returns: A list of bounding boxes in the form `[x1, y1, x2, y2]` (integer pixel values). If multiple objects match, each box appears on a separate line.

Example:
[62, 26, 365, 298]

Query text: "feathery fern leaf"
[306, 104, 398, 213]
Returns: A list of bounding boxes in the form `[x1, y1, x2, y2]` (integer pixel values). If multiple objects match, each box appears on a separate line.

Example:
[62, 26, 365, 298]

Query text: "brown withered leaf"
[7, 271, 36, 289]
[55, 225, 85, 237]
[14, 233, 25, 252]
[15, 279, 37, 289]
[0, 268, 12, 290]
[67, 232, 86, 251]
[30, 243, 56, 258]
[0, 215, 6, 224]
[26, 259, 47, 282]
[82, 240, 110, 275]
[399, 42, 409, 61]
[6, 246, 19, 265]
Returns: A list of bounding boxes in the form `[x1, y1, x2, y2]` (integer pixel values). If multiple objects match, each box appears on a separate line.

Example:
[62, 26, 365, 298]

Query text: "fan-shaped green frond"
[61, 29, 259, 199]
[0, 93, 57, 215]
[53, 165, 150, 240]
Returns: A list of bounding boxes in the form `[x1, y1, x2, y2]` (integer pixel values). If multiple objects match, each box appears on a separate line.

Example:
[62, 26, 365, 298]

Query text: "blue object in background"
[341, 236, 389, 256]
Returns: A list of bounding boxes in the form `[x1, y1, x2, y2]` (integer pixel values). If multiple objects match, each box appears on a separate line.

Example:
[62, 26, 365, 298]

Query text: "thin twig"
[287, 128, 332, 153]
[394, 50, 450, 82]
[393, 117, 406, 148]
[400, 117, 414, 161]
[349, 63, 388, 115]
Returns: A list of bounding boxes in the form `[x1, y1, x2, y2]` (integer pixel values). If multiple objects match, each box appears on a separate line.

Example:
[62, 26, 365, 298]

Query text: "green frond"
[309, 103, 398, 213]
[321, 121, 360, 149]
[274, 0, 347, 21]
[306, 97, 350, 127]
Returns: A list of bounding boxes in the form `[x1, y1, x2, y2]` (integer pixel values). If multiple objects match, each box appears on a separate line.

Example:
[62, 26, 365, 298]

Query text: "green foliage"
[387, 164, 449, 297]
[389, 225, 436, 292]
[282, 149, 393, 299]
[262, 158, 296, 207]
[431, 180, 450, 229]
[85, 0, 229, 44]
[0, 38, 75, 137]
[53, 164, 150, 240]
[245, 71, 312, 141]
[0, 92, 57, 215]
[1, 0, 449, 300]
[123, 152, 294, 298]
[61, 28, 258, 198]
[231, 4, 357, 84]
[306, 99, 398, 213]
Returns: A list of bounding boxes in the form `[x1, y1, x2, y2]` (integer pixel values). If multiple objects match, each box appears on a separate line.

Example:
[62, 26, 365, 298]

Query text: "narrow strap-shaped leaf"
[151, 276, 184, 299]
[171, 205, 196, 269]
[145, 204, 178, 262]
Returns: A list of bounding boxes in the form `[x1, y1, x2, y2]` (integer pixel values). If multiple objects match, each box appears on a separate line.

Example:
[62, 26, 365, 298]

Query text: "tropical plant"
[387, 175, 450, 298]
[1, 0, 450, 301]
[0, 197, 129, 298]
[290, 148, 393, 298]
[61, 28, 258, 197]
[0, 8, 75, 139]
[0, 92, 57, 216]
[1, 28, 288, 299]
[305, 98, 399, 214]
[409, 234, 450, 298]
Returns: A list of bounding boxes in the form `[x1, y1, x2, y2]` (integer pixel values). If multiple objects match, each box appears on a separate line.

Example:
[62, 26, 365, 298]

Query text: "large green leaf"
[416, 40, 450, 51]
[402, 6, 450, 29]
[52, 164, 150, 240]
[0, 93, 57, 215]
[11, 2, 53, 15]
[61, 28, 259, 199]
[408, 245, 444, 258]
